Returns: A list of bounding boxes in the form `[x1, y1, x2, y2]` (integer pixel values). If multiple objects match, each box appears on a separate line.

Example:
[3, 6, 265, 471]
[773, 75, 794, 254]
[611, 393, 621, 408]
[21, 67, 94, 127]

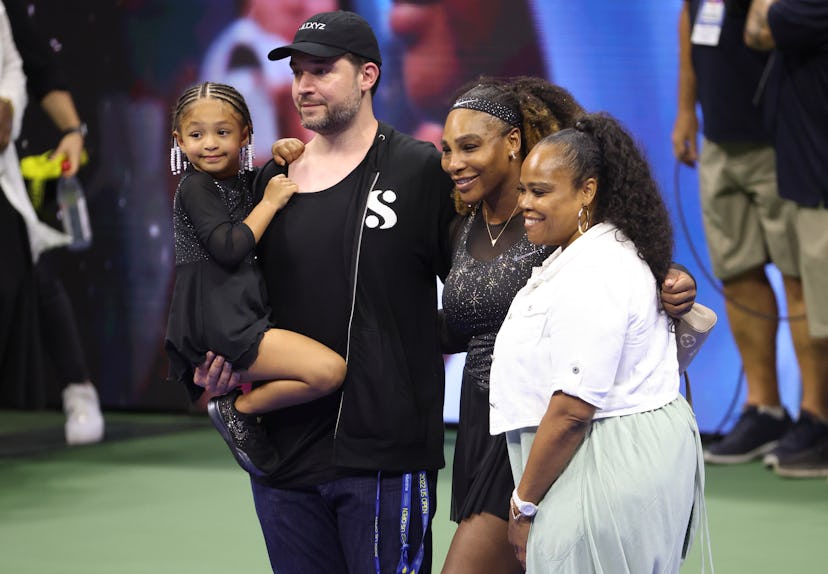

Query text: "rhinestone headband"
[451, 97, 521, 128]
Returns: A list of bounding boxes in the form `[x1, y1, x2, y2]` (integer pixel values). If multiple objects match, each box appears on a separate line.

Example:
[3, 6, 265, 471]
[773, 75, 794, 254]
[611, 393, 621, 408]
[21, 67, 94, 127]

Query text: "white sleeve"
[0, 2, 27, 139]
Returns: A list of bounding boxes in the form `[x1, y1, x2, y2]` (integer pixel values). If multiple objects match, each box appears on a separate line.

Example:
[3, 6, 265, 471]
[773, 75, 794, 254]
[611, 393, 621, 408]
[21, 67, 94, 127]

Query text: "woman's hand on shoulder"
[271, 138, 305, 166]
[661, 267, 697, 317]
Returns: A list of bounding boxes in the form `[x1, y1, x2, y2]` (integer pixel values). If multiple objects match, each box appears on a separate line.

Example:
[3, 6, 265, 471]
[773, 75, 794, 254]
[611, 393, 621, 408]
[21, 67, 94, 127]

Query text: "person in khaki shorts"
[745, 0, 828, 478]
[672, 0, 813, 465]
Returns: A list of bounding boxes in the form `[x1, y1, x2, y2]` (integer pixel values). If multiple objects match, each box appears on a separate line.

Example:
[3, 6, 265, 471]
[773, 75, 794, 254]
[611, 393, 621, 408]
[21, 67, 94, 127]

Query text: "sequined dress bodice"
[442, 210, 551, 389]
[173, 169, 256, 266]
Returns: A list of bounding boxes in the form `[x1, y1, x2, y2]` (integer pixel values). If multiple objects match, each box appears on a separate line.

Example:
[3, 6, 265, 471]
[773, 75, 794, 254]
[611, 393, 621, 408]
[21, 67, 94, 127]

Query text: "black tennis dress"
[442, 208, 551, 522]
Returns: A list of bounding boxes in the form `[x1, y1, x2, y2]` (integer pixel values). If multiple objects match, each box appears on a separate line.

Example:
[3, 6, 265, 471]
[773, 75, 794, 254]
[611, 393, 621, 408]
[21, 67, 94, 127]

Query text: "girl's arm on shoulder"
[243, 174, 298, 243]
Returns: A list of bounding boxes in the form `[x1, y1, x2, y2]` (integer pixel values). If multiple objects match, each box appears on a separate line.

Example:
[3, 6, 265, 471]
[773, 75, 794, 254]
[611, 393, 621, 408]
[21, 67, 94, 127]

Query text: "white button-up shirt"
[490, 223, 679, 435]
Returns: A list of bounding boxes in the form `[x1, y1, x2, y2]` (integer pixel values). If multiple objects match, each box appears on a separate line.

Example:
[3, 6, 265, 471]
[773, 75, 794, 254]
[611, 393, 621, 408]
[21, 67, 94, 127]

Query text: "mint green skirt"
[506, 396, 709, 573]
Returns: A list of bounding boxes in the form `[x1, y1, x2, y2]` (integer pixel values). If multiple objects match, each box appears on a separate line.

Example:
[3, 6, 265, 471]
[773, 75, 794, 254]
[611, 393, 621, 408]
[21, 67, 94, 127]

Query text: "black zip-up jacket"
[252, 122, 456, 487]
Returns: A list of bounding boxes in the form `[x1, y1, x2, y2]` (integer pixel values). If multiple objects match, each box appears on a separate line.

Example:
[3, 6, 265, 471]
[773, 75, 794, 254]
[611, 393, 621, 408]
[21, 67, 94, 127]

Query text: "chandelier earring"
[240, 132, 255, 173]
[248, 132, 255, 171]
[170, 139, 187, 175]
[248, 132, 257, 171]
[577, 205, 590, 235]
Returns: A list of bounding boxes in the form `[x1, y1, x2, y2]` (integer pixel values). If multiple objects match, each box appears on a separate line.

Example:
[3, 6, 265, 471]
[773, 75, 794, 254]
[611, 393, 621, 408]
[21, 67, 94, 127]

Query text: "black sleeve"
[428, 150, 457, 283]
[5, 0, 70, 100]
[178, 172, 256, 268]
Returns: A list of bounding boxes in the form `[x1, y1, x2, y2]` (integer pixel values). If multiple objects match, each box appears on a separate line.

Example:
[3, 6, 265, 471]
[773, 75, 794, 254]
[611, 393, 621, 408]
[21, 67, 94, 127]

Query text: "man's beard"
[299, 85, 362, 135]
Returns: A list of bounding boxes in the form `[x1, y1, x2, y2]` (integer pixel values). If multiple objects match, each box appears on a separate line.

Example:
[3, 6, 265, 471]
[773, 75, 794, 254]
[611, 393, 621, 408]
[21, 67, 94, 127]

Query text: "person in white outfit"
[489, 112, 710, 573]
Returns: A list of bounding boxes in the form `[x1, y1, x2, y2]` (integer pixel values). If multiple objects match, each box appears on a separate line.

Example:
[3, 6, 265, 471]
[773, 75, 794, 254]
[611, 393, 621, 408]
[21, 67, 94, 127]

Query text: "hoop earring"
[509, 151, 517, 160]
[170, 140, 187, 175]
[577, 205, 590, 235]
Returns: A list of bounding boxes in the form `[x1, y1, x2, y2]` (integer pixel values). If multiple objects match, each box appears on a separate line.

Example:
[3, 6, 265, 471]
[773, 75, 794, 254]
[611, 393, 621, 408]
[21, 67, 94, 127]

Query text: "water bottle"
[56, 160, 92, 251]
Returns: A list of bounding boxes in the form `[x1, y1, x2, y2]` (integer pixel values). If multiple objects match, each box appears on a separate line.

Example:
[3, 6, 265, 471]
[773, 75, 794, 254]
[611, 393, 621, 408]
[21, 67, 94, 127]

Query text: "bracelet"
[509, 500, 524, 522]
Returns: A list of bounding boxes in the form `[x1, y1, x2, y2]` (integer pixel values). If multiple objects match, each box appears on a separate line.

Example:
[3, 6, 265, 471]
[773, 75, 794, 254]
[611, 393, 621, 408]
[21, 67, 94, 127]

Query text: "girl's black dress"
[164, 168, 271, 394]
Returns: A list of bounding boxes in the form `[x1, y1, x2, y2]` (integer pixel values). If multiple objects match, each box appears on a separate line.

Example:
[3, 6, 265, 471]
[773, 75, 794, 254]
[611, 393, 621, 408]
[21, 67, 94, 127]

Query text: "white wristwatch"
[510, 488, 538, 521]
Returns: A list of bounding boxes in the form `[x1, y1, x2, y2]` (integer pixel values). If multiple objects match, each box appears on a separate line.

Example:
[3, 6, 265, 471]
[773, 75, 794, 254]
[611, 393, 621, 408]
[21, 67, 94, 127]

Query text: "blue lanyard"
[374, 471, 430, 574]
[374, 472, 382, 574]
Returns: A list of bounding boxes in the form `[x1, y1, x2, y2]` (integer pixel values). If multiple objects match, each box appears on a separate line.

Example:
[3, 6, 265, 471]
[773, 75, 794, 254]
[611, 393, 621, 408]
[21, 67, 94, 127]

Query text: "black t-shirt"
[689, 0, 771, 143]
[766, 0, 828, 206]
[255, 164, 362, 488]
[259, 174, 355, 357]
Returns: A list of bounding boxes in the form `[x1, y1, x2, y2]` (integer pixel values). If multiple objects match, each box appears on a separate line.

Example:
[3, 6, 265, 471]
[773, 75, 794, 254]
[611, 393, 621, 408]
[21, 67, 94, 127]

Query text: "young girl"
[164, 82, 346, 476]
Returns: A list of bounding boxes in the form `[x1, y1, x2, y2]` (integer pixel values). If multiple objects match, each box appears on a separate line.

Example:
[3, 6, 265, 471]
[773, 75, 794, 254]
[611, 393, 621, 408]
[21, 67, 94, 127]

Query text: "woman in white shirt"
[489, 112, 707, 573]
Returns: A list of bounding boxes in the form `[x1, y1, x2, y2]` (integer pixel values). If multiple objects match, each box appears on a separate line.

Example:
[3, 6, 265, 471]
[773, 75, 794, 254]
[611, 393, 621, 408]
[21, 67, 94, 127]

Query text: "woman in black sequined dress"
[438, 77, 698, 573]
[438, 77, 584, 574]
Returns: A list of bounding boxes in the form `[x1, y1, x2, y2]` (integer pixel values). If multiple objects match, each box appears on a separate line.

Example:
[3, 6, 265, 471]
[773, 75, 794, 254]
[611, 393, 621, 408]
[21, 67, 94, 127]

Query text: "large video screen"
[14, 0, 801, 432]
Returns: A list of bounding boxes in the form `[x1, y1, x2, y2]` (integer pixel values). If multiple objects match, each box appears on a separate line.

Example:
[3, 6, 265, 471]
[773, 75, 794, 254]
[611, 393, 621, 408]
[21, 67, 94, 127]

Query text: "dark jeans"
[250, 471, 436, 574]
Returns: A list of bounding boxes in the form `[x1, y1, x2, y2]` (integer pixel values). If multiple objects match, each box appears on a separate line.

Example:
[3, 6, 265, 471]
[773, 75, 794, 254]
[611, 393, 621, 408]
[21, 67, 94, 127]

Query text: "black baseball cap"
[267, 11, 382, 65]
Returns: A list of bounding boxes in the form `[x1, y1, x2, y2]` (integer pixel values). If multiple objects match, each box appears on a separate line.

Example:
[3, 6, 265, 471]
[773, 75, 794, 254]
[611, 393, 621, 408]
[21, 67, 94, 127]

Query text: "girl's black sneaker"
[207, 390, 279, 476]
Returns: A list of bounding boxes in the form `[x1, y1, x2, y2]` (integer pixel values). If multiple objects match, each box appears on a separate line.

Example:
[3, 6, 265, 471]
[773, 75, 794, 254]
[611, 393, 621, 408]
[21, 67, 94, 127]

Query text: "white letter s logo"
[365, 189, 398, 229]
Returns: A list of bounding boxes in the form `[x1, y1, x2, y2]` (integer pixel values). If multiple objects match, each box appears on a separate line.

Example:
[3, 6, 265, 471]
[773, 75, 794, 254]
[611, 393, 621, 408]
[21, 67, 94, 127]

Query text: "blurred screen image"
[10, 1, 800, 433]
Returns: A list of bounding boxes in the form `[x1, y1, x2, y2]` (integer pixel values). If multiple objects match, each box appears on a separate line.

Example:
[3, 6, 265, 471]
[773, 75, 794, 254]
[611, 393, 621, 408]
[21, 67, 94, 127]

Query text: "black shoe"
[768, 411, 828, 478]
[207, 390, 278, 477]
[704, 406, 791, 464]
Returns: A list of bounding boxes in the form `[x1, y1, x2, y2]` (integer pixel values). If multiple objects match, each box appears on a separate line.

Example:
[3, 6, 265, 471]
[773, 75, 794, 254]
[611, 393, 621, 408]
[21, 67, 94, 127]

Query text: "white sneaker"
[62, 382, 105, 445]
